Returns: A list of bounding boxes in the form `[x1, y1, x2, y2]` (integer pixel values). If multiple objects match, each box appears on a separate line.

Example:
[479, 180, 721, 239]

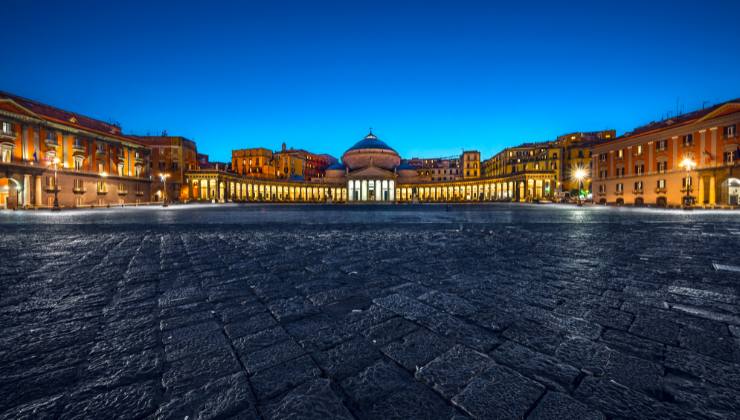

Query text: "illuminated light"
[574, 168, 587, 181]
[101, 171, 108, 177]
[680, 157, 696, 170]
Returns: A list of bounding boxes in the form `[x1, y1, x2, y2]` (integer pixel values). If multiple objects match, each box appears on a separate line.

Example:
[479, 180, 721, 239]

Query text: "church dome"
[342, 131, 401, 171]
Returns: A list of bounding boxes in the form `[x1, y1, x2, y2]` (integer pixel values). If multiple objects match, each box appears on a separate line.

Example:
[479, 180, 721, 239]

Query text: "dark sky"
[4, 0, 740, 161]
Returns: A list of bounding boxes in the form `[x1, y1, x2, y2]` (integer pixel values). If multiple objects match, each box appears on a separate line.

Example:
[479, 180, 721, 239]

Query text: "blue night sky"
[4, 0, 740, 162]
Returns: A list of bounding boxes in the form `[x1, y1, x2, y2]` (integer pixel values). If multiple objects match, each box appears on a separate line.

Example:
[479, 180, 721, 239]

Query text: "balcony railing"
[45, 137, 58, 147]
[73, 186, 86, 194]
[0, 129, 15, 139]
[117, 189, 128, 195]
[72, 142, 86, 154]
[45, 185, 60, 193]
[655, 187, 667, 194]
[615, 190, 624, 196]
[632, 189, 644, 195]
[136, 190, 145, 196]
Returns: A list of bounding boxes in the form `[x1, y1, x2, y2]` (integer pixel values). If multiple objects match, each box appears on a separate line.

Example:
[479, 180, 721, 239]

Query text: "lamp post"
[680, 157, 696, 208]
[159, 173, 170, 207]
[574, 168, 587, 206]
[51, 157, 61, 211]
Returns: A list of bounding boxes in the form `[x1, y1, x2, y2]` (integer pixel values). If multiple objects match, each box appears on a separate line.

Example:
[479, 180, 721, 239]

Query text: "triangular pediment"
[347, 165, 396, 179]
[698, 102, 740, 122]
[0, 99, 40, 119]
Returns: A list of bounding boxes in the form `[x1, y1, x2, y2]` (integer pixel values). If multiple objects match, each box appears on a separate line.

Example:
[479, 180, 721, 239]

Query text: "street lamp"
[51, 157, 61, 211]
[574, 167, 587, 206]
[159, 173, 170, 207]
[680, 157, 696, 208]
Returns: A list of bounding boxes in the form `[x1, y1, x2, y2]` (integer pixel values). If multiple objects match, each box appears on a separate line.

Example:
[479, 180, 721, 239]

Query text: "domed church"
[326, 130, 418, 201]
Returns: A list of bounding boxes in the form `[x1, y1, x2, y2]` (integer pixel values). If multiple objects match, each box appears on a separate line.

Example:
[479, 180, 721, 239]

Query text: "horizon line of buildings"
[0, 90, 738, 209]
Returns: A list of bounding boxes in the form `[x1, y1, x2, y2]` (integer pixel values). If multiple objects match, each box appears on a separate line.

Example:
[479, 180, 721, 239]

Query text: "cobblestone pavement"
[2, 205, 740, 419]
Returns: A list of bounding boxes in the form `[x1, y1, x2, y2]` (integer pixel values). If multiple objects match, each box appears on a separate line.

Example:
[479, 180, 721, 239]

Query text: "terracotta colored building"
[592, 100, 740, 207]
[0, 91, 152, 209]
[133, 135, 199, 202]
[231, 143, 335, 181]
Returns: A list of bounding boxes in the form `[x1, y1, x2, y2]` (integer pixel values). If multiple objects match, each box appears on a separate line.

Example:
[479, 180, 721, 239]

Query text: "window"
[74, 156, 83, 171]
[1, 121, 13, 135]
[599, 169, 607, 179]
[97, 181, 107, 193]
[657, 161, 668, 173]
[617, 149, 624, 159]
[682, 176, 692, 188]
[725, 151, 735, 164]
[725, 125, 736, 138]
[634, 181, 643, 191]
[656, 140, 668, 151]
[118, 163, 124, 176]
[636, 145, 643, 156]
[598, 184, 606, 193]
[0, 147, 11, 163]
[616, 167, 625, 177]
[634, 164, 645, 175]
[683, 134, 693, 147]
[616, 183, 624, 193]
[74, 179, 84, 192]
[599, 153, 607, 162]
[98, 162, 104, 173]
[657, 179, 666, 190]
[45, 176, 56, 189]
[118, 183, 127, 193]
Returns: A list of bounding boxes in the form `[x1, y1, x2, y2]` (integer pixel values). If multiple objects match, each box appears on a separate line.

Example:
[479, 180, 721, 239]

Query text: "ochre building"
[0, 91, 152, 209]
[592, 100, 740, 207]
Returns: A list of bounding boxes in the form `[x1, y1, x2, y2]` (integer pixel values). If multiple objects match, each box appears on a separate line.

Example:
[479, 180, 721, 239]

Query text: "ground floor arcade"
[184, 169, 559, 204]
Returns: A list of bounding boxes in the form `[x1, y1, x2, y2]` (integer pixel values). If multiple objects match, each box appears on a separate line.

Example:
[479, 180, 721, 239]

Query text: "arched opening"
[634, 197, 644, 206]
[616, 198, 624, 206]
[599, 198, 607, 205]
[721, 178, 740, 205]
[0, 177, 22, 209]
[656, 196, 667, 208]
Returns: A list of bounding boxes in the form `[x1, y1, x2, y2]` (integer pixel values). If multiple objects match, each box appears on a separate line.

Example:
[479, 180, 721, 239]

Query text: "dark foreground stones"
[1, 206, 740, 419]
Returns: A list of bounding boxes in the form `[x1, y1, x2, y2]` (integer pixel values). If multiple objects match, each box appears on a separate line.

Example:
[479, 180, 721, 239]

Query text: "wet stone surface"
[1, 204, 740, 419]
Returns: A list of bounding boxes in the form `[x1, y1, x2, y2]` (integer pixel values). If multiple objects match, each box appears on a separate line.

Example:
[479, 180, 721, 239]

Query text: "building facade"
[232, 143, 335, 181]
[184, 131, 555, 204]
[134, 135, 199, 202]
[592, 101, 740, 207]
[482, 130, 615, 199]
[0, 92, 152, 209]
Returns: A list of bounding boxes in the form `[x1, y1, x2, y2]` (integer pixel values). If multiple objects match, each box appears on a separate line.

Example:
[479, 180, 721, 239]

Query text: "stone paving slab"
[1, 206, 740, 419]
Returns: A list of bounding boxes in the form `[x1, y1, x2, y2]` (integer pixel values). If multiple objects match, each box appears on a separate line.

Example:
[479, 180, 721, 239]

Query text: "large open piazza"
[1, 204, 739, 419]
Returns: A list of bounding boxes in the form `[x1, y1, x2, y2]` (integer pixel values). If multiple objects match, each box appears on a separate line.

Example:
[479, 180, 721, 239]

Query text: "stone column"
[709, 176, 716, 205]
[698, 177, 705, 205]
[23, 174, 30, 208]
[34, 175, 42, 207]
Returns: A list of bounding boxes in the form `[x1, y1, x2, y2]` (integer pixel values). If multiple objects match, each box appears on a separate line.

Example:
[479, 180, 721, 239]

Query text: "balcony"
[136, 190, 145, 196]
[0, 129, 15, 140]
[73, 186, 86, 194]
[632, 189, 644, 195]
[615, 190, 624, 196]
[655, 187, 667, 194]
[45, 136, 58, 147]
[95, 147, 106, 157]
[45, 185, 60, 193]
[72, 141, 86, 155]
[117, 189, 128, 195]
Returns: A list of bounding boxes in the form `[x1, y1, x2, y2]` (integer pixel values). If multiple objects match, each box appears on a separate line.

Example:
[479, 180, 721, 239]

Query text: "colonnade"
[184, 171, 557, 203]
